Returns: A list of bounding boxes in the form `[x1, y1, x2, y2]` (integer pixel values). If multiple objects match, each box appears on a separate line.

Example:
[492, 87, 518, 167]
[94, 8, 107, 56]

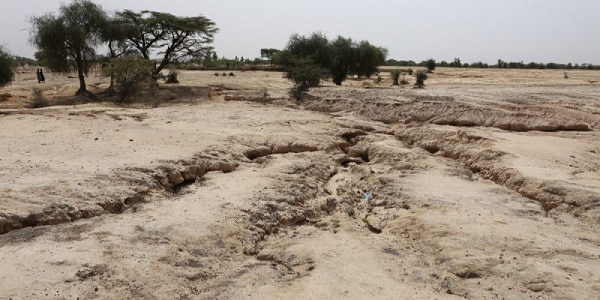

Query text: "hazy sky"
[2, 0, 599, 64]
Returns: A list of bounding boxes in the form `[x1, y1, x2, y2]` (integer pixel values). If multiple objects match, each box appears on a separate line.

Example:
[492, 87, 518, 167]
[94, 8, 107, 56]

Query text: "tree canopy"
[118, 10, 218, 75]
[276, 32, 387, 87]
[30, 0, 107, 95]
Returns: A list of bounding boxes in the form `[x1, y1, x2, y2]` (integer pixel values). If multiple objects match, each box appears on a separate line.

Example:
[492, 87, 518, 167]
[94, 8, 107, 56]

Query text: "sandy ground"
[1, 68, 600, 299]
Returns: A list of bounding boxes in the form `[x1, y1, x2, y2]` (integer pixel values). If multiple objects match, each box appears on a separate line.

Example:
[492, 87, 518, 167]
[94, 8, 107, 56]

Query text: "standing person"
[39, 69, 45, 83]
[36, 69, 42, 83]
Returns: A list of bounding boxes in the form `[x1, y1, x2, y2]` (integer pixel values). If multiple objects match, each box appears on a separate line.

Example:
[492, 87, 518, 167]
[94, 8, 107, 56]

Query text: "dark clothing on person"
[37, 69, 45, 83]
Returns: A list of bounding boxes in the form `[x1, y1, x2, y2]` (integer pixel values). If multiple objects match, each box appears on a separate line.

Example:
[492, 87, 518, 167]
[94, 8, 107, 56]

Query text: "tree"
[0, 46, 15, 87]
[282, 32, 331, 70]
[415, 70, 428, 87]
[449, 57, 462, 68]
[260, 48, 281, 63]
[352, 41, 387, 78]
[118, 10, 218, 75]
[288, 57, 327, 91]
[426, 58, 436, 72]
[329, 36, 355, 85]
[100, 13, 139, 93]
[277, 32, 332, 89]
[277, 32, 386, 86]
[30, 0, 107, 96]
[102, 56, 154, 102]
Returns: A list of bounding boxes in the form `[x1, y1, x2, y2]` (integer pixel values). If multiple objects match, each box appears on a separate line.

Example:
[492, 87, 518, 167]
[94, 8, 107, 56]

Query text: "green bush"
[0, 46, 15, 87]
[287, 57, 327, 97]
[103, 56, 155, 102]
[30, 88, 49, 108]
[426, 59, 436, 72]
[415, 70, 428, 87]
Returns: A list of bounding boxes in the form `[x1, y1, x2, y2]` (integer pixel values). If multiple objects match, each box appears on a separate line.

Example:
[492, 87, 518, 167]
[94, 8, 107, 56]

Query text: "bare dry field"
[1, 67, 600, 299]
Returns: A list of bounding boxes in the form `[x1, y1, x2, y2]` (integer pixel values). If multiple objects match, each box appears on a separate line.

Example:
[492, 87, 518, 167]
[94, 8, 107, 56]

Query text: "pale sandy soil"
[1, 68, 600, 299]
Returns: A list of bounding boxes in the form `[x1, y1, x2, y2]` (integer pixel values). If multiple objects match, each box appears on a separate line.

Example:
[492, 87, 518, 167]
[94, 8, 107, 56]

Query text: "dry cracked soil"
[1, 68, 600, 299]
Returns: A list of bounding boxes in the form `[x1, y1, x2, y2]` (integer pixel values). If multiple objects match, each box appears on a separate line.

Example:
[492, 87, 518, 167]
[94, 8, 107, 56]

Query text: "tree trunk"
[75, 52, 87, 95]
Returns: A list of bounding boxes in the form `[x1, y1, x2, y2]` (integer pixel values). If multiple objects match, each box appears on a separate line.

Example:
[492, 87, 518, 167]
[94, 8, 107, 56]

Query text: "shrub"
[426, 59, 436, 72]
[259, 87, 270, 103]
[390, 69, 401, 85]
[214, 72, 220, 76]
[415, 70, 428, 87]
[30, 88, 49, 108]
[165, 71, 179, 84]
[228, 72, 235, 76]
[0, 46, 15, 87]
[103, 56, 155, 102]
[287, 57, 327, 97]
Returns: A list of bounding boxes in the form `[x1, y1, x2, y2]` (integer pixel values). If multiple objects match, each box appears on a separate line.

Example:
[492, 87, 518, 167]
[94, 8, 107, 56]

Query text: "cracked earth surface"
[1, 69, 600, 299]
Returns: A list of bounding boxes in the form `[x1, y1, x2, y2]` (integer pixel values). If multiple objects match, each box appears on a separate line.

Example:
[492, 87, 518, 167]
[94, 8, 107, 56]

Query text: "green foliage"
[287, 57, 327, 97]
[390, 69, 401, 86]
[285, 32, 332, 70]
[386, 59, 417, 66]
[330, 36, 355, 85]
[165, 71, 179, 84]
[102, 56, 155, 102]
[0, 46, 15, 87]
[426, 59, 436, 71]
[415, 70, 428, 87]
[30, 88, 49, 108]
[260, 48, 281, 63]
[352, 41, 387, 78]
[30, 0, 107, 95]
[277, 32, 387, 87]
[118, 10, 218, 75]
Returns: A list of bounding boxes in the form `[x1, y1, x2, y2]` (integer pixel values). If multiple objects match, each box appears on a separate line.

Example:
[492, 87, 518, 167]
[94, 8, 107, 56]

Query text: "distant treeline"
[386, 58, 600, 70]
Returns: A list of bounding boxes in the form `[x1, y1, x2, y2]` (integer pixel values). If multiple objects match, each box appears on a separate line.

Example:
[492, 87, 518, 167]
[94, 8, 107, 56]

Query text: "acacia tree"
[100, 13, 139, 93]
[30, 0, 107, 96]
[260, 48, 281, 64]
[118, 10, 218, 75]
[0, 45, 15, 87]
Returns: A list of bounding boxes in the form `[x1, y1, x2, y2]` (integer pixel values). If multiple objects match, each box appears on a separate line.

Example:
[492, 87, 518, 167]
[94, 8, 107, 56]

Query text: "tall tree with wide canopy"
[118, 10, 218, 75]
[30, 0, 107, 96]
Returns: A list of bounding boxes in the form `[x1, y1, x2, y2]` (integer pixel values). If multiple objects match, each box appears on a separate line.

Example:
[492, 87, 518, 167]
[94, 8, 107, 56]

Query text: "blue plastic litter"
[362, 193, 373, 201]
